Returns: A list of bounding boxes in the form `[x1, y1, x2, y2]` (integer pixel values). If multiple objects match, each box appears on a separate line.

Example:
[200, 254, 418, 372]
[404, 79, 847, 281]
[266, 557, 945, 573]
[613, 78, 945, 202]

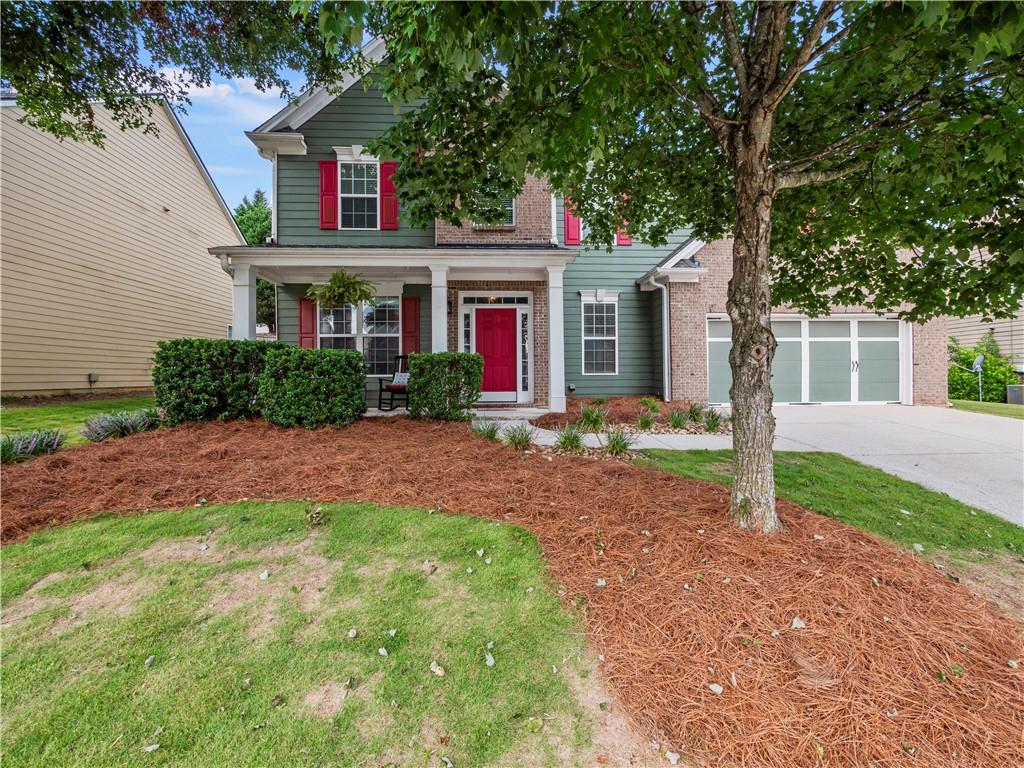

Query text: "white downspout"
[644, 272, 672, 402]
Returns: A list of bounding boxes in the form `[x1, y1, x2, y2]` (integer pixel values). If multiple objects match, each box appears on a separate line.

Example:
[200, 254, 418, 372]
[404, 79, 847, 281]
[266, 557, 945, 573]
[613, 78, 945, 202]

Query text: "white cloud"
[159, 68, 287, 127]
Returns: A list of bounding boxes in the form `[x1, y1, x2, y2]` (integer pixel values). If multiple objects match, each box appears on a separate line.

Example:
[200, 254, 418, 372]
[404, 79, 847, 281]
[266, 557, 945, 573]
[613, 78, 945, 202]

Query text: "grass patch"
[0, 501, 598, 767]
[950, 399, 1024, 420]
[644, 450, 1024, 557]
[1, 396, 155, 445]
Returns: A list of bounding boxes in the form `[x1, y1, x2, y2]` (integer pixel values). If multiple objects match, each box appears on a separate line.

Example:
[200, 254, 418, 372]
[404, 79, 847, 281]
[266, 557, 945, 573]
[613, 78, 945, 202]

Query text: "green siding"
[557, 198, 686, 398]
[276, 80, 434, 246]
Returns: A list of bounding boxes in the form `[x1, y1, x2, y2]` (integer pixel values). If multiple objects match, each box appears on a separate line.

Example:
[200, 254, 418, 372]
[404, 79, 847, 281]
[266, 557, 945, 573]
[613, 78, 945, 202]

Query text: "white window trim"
[333, 146, 380, 231]
[316, 297, 402, 377]
[580, 290, 619, 376]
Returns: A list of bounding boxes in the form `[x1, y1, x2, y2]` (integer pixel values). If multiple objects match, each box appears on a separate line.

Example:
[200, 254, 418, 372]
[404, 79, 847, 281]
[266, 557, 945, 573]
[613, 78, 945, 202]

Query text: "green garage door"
[706, 317, 902, 404]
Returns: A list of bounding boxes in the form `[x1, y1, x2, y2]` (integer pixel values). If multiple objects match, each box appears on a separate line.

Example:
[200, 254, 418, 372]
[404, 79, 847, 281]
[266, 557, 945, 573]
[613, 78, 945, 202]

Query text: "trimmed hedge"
[257, 347, 366, 428]
[949, 342, 1017, 402]
[407, 352, 484, 421]
[153, 338, 286, 424]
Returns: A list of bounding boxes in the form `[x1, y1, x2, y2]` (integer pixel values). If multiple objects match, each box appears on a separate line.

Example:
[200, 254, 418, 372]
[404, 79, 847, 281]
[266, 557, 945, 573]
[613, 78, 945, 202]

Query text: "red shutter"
[299, 298, 317, 348]
[380, 161, 399, 230]
[616, 226, 632, 246]
[319, 161, 338, 229]
[563, 197, 581, 245]
[401, 295, 420, 353]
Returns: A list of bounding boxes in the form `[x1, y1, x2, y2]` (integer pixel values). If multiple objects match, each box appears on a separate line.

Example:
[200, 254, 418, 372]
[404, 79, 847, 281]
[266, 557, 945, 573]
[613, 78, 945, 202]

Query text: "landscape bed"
[2, 418, 1022, 767]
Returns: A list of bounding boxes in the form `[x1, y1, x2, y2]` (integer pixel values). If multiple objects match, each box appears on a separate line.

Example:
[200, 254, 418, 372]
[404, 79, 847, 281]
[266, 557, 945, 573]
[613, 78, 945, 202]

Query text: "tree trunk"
[727, 111, 782, 533]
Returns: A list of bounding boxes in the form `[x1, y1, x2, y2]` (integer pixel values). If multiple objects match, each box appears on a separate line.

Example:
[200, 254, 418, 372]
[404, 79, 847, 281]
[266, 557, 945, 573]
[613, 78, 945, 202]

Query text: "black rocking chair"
[377, 355, 410, 411]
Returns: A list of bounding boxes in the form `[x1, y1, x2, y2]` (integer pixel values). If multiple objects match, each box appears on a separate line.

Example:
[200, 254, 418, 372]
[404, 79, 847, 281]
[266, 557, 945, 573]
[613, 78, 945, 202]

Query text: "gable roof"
[657, 237, 707, 268]
[254, 37, 388, 133]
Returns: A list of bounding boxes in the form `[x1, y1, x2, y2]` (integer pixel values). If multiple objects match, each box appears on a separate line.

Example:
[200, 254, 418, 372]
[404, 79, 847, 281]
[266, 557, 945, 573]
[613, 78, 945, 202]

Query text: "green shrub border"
[153, 338, 286, 424]
[407, 352, 484, 421]
[257, 346, 367, 428]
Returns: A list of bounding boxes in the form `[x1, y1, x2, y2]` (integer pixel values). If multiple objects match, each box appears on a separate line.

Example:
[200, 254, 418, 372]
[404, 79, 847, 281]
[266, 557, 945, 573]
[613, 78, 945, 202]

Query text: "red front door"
[475, 308, 517, 393]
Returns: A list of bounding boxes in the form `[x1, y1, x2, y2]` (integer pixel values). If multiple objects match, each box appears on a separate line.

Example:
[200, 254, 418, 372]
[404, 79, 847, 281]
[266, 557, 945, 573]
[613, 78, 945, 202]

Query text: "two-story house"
[210, 42, 948, 413]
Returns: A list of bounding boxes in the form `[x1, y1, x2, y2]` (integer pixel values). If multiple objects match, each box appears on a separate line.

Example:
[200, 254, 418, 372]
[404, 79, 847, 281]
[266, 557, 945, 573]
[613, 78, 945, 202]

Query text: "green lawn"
[644, 450, 1024, 557]
[950, 399, 1024, 420]
[0, 395, 155, 444]
[0, 501, 603, 767]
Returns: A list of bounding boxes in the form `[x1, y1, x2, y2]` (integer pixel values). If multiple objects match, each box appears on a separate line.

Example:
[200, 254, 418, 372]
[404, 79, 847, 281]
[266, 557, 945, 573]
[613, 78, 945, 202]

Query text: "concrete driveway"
[772, 405, 1023, 525]
[518, 404, 1023, 525]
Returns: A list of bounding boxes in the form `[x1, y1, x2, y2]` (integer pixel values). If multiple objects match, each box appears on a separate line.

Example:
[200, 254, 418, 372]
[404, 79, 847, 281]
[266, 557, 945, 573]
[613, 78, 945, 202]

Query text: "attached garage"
[707, 316, 912, 405]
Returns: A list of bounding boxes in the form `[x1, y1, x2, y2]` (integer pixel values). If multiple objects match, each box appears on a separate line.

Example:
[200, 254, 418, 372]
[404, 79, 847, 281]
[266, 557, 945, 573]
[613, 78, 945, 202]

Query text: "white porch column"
[547, 265, 567, 412]
[430, 265, 449, 352]
[232, 263, 257, 340]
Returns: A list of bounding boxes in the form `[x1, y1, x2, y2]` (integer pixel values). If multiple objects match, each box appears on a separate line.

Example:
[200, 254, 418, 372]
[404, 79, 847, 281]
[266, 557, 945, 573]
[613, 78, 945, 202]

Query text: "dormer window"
[339, 161, 379, 229]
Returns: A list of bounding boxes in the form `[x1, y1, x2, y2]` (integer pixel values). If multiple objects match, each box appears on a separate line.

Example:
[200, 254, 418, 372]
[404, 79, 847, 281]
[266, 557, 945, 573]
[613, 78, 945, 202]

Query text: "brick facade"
[446, 280, 549, 408]
[434, 175, 552, 246]
[668, 239, 949, 406]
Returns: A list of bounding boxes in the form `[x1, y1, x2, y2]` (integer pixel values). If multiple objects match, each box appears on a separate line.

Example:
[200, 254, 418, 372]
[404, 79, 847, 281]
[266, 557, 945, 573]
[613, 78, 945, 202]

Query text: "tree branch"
[776, 158, 867, 190]
[717, 0, 749, 99]
[762, 1, 840, 109]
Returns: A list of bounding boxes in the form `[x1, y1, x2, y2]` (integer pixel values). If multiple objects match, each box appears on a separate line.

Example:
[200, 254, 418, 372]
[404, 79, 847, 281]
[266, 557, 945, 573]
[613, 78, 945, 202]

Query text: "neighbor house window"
[319, 297, 400, 374]
[339, 162, 378, 229]
[581, 291, 618, 375]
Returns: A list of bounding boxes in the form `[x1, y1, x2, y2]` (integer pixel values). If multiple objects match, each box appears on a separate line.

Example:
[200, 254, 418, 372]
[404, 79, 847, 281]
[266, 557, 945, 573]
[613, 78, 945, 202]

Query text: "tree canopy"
[332, 1, 1023, 323]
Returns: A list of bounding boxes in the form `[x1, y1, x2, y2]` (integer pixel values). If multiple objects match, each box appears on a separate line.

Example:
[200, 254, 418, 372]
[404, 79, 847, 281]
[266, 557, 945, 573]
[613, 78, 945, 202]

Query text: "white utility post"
[547, 265, 567, 412]
[430, 265, 448, 352]
[232, 262, 258, 340]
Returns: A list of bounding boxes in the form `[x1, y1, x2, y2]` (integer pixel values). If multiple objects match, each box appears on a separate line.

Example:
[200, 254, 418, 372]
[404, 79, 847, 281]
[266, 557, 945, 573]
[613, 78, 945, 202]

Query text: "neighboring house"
[948, 302, 1024, 374]
[210, 41, 947, 412]
[1, 96, 241, 397]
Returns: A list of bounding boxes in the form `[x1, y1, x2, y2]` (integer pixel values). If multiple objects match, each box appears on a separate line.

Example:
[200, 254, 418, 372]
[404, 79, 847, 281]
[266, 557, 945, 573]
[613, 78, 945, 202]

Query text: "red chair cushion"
[384, 384, 407, 391]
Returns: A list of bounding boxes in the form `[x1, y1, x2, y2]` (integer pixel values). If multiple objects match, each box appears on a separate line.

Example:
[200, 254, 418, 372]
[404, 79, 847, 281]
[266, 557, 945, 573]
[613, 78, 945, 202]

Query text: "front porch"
[210, 246, 575, 411]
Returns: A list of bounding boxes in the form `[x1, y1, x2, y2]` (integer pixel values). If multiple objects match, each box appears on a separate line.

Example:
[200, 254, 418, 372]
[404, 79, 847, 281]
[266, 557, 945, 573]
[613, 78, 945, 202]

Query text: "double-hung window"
[318, 297, 401, 374]
[361, 298, 400, 375]
[581, 291, 618, 375]
[339, 162, 378, 229]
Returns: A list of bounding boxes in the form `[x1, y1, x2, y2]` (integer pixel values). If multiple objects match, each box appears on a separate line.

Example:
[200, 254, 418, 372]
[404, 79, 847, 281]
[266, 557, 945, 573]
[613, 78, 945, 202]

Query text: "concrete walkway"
[482, 405, 1023, 525]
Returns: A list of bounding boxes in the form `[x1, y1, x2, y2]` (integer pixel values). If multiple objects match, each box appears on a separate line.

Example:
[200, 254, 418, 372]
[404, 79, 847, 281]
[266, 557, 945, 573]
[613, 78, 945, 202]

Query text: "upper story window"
[339, 162, 379, 229]
[500, 198, 515, 226]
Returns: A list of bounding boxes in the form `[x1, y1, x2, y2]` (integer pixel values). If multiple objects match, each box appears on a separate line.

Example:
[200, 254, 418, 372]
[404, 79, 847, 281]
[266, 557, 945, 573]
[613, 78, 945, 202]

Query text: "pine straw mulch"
[533, 395, 731, 434]
[2, 419, 1022, 767]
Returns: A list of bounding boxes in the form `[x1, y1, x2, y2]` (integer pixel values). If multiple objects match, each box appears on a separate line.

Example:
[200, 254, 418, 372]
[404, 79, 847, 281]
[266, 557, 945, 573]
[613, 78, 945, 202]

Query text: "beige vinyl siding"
[1, 103, 239, 395]
[948, 307, 1024, 371]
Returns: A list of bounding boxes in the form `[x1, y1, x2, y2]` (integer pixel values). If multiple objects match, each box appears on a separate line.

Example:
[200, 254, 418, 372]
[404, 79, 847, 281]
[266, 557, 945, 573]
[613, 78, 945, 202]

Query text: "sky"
[165, 69, 299, 211]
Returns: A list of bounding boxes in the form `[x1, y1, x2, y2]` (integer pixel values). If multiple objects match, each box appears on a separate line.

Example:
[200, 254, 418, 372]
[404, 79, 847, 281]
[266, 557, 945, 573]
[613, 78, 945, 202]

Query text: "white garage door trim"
[707, 314, 913, 406]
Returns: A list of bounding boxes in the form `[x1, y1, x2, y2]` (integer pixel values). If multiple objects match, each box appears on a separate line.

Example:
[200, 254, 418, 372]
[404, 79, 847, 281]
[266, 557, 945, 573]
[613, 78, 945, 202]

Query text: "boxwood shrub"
[152, 338, 286, 424]
[407, 352, 484, 421]
[257, 347, 366, 428]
